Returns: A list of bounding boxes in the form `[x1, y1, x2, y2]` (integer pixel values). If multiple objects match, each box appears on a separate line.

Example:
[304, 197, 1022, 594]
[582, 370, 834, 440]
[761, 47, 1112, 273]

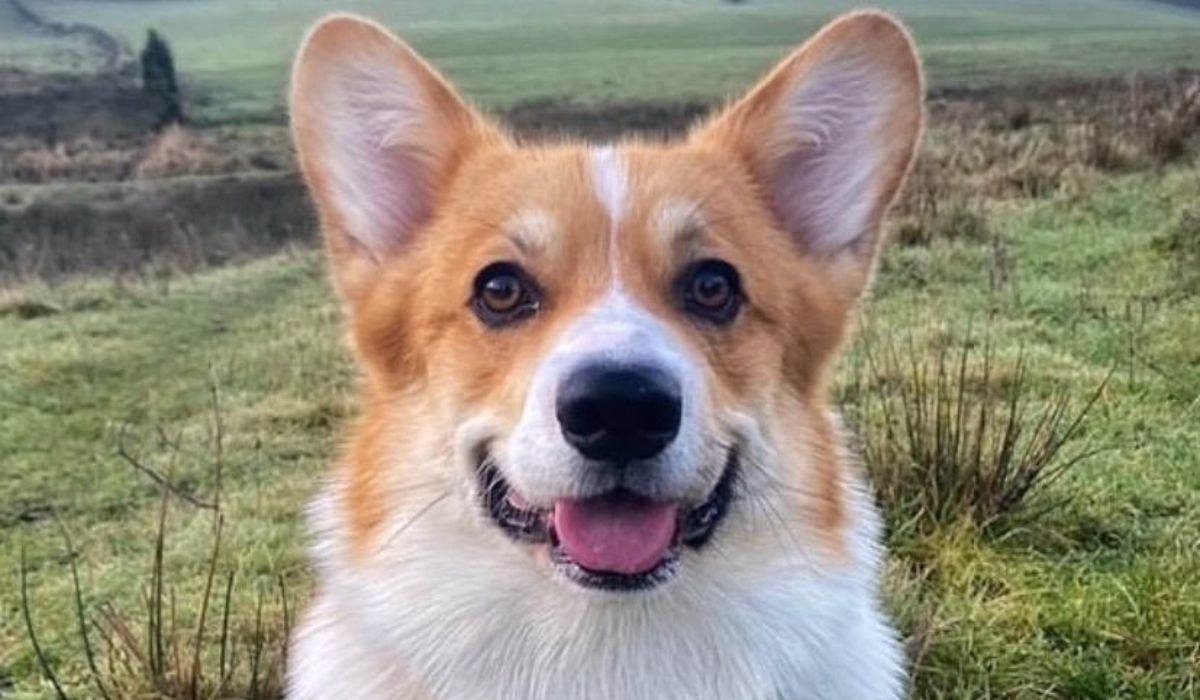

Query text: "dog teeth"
[682, 503, 719, 541]
[499, 500, 550, 542]
[505, 490, 531, 510]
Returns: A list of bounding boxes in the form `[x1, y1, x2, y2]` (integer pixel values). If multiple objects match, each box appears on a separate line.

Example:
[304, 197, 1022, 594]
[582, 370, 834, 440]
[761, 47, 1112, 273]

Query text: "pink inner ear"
[318, 63, 440, 254]
[765, 56, 887, 253]
[770, 139, 879, 253]
[329, 145, 433, 253]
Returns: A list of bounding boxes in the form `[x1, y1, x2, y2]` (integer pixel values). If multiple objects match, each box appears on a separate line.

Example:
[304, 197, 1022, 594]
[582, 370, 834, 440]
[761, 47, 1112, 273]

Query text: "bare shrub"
[1136, 76, 1200, 165]
[0, 172, 315, 284]
[19, 393, 292, 700]
[894, 198, 990, 247]
[842, 330, 1108, 536]
[901, 72, 1200, 211]
[995, 101, 1033, 132]
[1081, 74, 1200, 171]
[135, 126, 229, 180]
[1081, 119, 1139, 172]
[893, 156, 991, 248]
[2, 137, 136, 183]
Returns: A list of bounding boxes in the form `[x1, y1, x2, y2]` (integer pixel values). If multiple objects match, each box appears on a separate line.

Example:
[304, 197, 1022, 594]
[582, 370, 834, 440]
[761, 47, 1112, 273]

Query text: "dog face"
[291, 12, 922, 593]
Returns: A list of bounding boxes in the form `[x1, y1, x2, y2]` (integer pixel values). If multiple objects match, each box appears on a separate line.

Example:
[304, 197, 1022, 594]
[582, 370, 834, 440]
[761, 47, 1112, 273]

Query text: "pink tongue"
[553, 492, 679, 575]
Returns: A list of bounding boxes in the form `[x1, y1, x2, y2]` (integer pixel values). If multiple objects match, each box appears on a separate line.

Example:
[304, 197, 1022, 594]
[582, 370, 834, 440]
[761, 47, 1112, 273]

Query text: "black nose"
[556, 364, 682, 463]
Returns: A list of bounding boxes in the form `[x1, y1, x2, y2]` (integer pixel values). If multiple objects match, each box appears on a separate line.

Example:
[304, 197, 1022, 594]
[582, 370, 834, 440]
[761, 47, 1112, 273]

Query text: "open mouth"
[478, 451, 736, 592]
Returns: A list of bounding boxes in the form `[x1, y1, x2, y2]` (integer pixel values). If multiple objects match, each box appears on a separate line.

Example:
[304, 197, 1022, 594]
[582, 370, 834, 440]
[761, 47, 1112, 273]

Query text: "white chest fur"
[287, 480, 904, 700]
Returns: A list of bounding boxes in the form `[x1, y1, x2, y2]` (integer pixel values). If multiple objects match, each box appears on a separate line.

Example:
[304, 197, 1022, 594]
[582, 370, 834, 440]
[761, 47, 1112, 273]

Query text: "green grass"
[15, 0, 1200, 119]
[862, 171, 1200, 695]
[0, 255, 349, 697]
[3, 2, 1200, 695]
[2, 165, 1198, 697]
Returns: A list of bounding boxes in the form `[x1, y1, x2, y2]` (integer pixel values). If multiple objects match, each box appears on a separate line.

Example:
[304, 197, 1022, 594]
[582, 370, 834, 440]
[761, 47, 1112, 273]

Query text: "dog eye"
[472, 262, 539, 327]
[681, 259, 741, 324]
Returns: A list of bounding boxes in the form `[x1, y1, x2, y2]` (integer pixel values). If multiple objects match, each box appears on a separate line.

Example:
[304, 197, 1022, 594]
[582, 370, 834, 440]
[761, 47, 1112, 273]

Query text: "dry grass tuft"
[135, 126, 230, 180]
[888, 72, 1200, 249]
[1135, 75, 1200, 165]
[1, 137, 135, 183]
[843, 330, 1109, 536]
[19, 394, 293, 700]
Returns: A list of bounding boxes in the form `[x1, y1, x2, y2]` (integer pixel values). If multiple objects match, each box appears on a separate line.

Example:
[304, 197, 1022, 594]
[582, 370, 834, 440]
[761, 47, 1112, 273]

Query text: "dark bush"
[141, 29, 183, 127]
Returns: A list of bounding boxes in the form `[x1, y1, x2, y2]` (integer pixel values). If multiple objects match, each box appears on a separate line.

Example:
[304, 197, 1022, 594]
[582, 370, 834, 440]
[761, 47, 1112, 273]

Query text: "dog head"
[291, 12, 922, 592]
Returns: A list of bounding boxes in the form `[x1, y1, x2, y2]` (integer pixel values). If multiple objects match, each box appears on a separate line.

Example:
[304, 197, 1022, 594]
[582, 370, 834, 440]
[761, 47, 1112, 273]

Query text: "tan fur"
[291, 11, 922, 559]
[289, 13, 924, 697]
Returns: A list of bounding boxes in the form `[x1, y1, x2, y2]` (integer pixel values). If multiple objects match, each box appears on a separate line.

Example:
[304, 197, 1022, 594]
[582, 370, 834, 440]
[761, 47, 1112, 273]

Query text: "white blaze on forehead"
[589, 145, 629, 281]
[554, 292, 681, 362]
[589, 145, 629, 229]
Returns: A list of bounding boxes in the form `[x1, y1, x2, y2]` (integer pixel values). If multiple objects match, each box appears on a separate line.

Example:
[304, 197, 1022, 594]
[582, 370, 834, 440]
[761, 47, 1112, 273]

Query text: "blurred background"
[2, 1, 1198, 698]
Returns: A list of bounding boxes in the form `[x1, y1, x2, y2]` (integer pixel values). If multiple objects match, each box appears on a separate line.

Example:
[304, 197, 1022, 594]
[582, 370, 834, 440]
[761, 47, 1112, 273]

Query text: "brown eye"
[681, 259, 741, 324]
[483, 274, 522, 313]
[473, 262, 539, 327]
[691, 270, 732, 310]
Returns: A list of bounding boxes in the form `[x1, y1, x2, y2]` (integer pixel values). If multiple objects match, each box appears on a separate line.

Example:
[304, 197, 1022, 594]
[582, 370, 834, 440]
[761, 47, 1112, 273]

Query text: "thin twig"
[19, 547, 73, 700]
[117, 423, 217, 510]
[190, 513, 225, 698]
[59, 523, 114, 700]
[215, 570, 236, 697]
[208, 370, 225, 517]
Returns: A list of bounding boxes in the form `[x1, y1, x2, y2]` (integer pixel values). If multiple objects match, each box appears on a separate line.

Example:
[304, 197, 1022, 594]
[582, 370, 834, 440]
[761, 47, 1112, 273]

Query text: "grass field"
[14, 0, 1200, 119]
[4, 164, 1199, 697]
[2, 0, 1200, 698]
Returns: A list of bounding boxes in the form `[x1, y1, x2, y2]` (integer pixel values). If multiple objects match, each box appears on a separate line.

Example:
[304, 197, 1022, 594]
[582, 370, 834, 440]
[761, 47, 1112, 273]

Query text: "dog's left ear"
[692, 11, 923, 296]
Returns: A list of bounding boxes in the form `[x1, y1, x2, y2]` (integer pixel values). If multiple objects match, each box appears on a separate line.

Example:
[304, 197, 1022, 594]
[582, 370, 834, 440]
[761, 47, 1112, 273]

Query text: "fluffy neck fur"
[288, 425, 903, 700]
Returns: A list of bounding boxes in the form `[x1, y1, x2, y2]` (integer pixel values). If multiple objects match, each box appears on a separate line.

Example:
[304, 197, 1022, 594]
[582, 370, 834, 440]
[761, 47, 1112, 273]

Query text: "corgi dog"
[287, 9, 923, 700]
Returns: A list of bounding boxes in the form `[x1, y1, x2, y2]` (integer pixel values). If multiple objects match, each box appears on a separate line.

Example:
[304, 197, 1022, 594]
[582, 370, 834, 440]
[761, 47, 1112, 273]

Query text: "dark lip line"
[549, 546, 679, 592]
[476, 448, 739, 588]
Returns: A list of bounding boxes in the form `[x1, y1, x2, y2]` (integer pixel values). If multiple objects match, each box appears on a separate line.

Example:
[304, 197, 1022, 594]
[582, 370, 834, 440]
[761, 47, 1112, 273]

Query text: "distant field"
[14, 0, 1200, 119]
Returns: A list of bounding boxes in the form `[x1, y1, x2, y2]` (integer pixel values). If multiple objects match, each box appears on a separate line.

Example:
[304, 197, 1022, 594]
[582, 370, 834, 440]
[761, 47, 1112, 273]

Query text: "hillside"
[0, 0, 95, 72]
[10, 0, 1200, 119]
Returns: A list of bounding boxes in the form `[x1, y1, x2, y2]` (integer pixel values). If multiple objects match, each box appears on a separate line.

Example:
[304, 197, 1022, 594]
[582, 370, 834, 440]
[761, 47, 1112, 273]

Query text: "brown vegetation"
[0, 173, 313, 282]
[891, 71, 1200, 247]
[1, 70, 1197, 282]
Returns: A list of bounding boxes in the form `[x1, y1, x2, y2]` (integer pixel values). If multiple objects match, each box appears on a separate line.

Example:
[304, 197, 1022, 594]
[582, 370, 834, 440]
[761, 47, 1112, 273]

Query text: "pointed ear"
[692, 11, 923, 292]
[290, 14, 501, 300]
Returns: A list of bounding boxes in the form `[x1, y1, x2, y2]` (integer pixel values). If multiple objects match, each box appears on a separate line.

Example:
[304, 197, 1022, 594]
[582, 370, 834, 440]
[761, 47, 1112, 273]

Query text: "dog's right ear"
[290, 15, 501, 302]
